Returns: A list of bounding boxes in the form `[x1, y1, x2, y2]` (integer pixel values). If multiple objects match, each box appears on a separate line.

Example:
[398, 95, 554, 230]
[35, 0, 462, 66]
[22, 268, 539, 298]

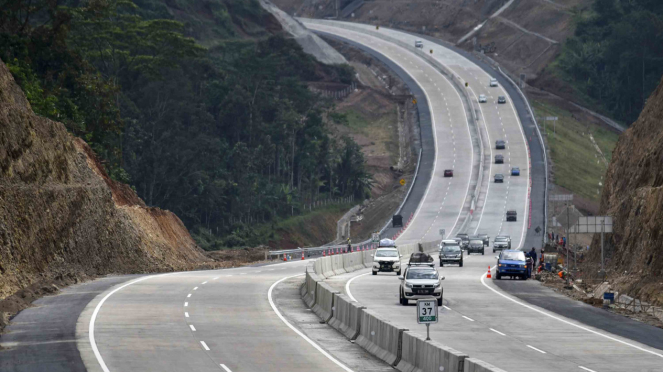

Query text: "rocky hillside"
[0, 60, 211, 303]
[592, 75, 663, 305]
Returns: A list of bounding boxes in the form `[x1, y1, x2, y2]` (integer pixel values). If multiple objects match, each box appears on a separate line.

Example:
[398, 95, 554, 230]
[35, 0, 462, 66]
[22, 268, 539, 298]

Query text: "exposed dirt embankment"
[587, 76, 663, 306]
[0, 60, 212, 325]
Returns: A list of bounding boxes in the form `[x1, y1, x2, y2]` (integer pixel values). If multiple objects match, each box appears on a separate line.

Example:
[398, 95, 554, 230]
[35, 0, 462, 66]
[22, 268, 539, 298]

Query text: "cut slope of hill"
[589, 75, 663, 306]
[0, 60, 211, 325]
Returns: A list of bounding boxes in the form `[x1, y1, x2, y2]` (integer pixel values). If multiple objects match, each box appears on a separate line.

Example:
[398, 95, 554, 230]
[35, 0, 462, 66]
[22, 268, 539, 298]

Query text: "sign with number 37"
[417, 299, 438, 324]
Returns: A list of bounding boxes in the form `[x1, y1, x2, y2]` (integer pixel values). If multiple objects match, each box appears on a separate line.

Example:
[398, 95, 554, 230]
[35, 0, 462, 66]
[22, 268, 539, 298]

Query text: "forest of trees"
[0, 0, 370, 248]
[558, 0, 663, 123]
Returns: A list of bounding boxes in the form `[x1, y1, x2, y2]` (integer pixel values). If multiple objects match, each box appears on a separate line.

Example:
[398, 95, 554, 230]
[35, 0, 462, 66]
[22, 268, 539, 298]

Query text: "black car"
[506, 210, 517, 221]
[477, 234, 490, 247]
[456, 233, 470, 249]
[439, 244, 463, 267]
[495, 140, 505, 150]
[495, 154, 504, 164]
[444, 169, 453, 177]
[468, 239, 485, 255]
[498, 96, 506, 104]
[494, 174, 504, 183]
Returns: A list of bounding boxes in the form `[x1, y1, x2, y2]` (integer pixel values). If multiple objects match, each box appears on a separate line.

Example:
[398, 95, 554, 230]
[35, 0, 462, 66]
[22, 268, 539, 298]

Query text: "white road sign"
[417, 299, 438, 324]
[438, 229, 446, 237]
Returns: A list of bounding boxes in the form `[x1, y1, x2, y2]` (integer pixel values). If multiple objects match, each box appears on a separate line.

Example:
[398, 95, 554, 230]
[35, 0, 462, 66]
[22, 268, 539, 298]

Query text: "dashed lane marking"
[185, 312, 189, 318]
[579, 367, 597, 372]
[527, 345, 546, 354]
[200, 341, 210, 351]
[189, 325, 196, 332]
[462, 316, 475, 322]
[490, 328, 506, 336]
[220, 365, 233, 372]
[184, 302, 188, 307]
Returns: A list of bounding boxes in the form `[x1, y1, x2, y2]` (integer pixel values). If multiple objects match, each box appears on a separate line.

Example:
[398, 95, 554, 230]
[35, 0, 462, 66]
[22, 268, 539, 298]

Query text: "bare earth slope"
[593, 76, 663, 305]
[0, 60, 210, 303]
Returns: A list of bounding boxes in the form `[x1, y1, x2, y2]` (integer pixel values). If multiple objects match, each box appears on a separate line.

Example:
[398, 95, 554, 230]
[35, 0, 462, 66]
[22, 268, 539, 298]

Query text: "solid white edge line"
[268, 274, 354, 372]
[526, 345, 546, 354]
[490, 328, 506, 336]
[481, 271, 663, 358]
[579, 367, 597, 372]
[220, 364, 233, 372]
[345, 272, 371, 302]
[200, 341, 210, 351]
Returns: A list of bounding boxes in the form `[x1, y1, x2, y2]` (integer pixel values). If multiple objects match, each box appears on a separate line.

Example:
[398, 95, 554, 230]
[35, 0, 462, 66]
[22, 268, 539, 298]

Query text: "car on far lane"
[479, 94, 487, 103]
[468, 239, 485, 255]
[498, 96, 507, 104]
[444, 169, 454, 177]
[415, 40, 423, 48]
[495, 250, 529, 280]
[493, 235, 511, 252]
[506, 210, 517, 221]
[439, 244, 463, 267]
[495, 154, 504, 164]
[494, 173, 504, 183]
[511, 167, 520, 176]
[399, 265, 444, 306]
[490, 78, 498, 87]
[495, 140, 506, 149]
[372, 247, 402, 275]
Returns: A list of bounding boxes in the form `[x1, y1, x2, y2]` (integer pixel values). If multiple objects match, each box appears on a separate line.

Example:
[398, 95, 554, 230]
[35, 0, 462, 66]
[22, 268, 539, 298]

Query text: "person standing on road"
[346, 238, 352, 253]
[529, 248, 537, 277]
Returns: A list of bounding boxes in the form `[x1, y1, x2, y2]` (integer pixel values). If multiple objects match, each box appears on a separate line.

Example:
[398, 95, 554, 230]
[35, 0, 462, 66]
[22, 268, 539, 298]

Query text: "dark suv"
[495, 154, 504, 164]
[495, 174, 504, 183]
[456, 234, 470, 249]
[495, 140, 505, 150]
[498, 96, 506, 104]
[468, 239, 485, 255]
[506, 210, 517, 221]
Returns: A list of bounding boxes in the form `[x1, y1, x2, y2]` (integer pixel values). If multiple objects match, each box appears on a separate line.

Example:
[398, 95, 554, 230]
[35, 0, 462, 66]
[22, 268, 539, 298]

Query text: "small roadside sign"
[400, 178, 406, 186]
[545, 116, 558, 121]
[417, 299, 438, 324]
[438, 229, 446, 237]
[371, 233, 380, 243]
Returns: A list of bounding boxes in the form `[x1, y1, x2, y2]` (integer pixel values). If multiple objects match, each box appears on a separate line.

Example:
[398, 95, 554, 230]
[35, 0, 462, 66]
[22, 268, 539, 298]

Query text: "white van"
[414, 40, 423, 48]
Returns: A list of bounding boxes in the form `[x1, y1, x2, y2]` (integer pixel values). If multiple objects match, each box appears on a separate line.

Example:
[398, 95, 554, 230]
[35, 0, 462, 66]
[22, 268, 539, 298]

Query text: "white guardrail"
[302, 241, 508, 372]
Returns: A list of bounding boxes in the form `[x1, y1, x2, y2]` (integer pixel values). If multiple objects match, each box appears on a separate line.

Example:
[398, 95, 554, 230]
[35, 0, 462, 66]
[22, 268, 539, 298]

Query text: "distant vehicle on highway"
[511, 167, 520, 176]
[495, 140, 505, 149]
[372, 247, 402, 275]
[439, 244, 463, 267]
[498, 96, 506, 104]
[399, 264, 444, 306]
[493, 235, 511, 252]
[477, 234, 490, 247]
[494, 173, 504, 183]
[479, 94, 487, 103]
[489, 78, 498, 87]
[495, 154, 504, 163]
[415, 40, 423, 48]
[495, 250, 529, 280]
[468, 239, 485, 255]
[444, 169, 454, 177]
[440, 239, 461, 248]
[506, 210, 517, 221]
[456, 233, 470, 249]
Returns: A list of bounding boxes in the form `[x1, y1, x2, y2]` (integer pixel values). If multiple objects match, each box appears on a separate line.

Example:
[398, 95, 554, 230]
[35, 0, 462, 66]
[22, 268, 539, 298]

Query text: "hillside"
[590, 75, 663, 306]
[0, 60, 211, 326]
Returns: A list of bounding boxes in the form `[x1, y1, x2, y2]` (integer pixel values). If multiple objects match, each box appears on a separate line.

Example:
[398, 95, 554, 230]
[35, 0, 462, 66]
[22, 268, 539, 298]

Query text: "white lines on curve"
[187, 294, 192, 298]
[462, 315, 475, 322]
[579, 367, 597, 372]
[200, 341, 210, 351]
[193, 287, 198, 290]
[202, 281, 208, 284]
[220, 364, 233, 372]
[189, 325, 197, 332]
[490, 328, 506, 336]
[527, 345, 546, 354]
[346, 272, 370, 302]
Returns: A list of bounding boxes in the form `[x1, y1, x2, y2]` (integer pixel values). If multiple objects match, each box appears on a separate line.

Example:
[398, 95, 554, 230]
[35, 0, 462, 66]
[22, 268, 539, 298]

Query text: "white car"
[398, 265, 444, 306]
[479, 94, 487, 103]
[372, 248, 402, 275]
[489, 78, 498, 87]
[414, 40, 423, 48]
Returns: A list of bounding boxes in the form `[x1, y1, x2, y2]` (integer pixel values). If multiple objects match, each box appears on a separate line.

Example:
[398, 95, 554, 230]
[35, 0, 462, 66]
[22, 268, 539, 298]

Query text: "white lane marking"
[579, 367, 597, 372]
[480, 272, 663, 358]
[185, 312, 189, 318]
[527, 345, 546, 354]
[443, 305, 451, 310]
[220, 364, 233, 372]
[490, 328, 506, 336]
[187, 294, 192, 298]
[213, 277, 219, 280]
[462, 315, 475, 322]
[193, 287, 198, 290]
[200, 341, 210, 351]
[240, 273, 247, 275]
[202, 281, 208, 284]
[184, 302, 188, 307]
[268, 274, 354, 372]
[189, 325, 196, 332]
[345, 272, 371, 302]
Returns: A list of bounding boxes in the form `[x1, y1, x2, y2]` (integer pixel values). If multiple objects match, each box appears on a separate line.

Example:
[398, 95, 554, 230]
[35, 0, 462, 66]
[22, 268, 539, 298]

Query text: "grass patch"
[532, 100, 619, 202]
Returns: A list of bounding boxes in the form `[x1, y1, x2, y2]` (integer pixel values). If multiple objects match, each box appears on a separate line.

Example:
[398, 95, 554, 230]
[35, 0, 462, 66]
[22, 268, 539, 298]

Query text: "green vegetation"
[556, 0, 663, 124]
[0, 0, 369, 248]
[532, 100, 620, 202]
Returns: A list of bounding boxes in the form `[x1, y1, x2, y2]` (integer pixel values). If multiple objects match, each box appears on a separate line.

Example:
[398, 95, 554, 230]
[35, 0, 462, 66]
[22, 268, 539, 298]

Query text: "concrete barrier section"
[321, 256, 335, 278]
[314, 259, 324, 278]
[363, 250, 374, 269]
[329, 293, 366, 340]
[463, 358, 508, 372]
[343, 252, 364, 272]
[304, 272, 321, 308]
[312, 281, 339, 322]
[332, 254, 346, 275]
[397, 331, 468, 372]
[356, 309, 408, 366]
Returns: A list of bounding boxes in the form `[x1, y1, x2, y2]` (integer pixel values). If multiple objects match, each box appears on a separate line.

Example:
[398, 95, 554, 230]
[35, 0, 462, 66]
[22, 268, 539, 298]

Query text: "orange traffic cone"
[323, 250, 326, 257]
[283, 254, 287, 261]
[301, 251, 305, 260]
[487, 266, 492, 279]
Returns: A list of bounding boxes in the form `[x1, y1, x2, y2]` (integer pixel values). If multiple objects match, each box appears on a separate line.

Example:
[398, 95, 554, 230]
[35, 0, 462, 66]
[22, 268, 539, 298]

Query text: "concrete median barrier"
[343, 252, 364, 272]
[356, 309, 408, 366]
[314, 259, 324, 277]
[397, 331, 468, 372]
[312, 282, 339, 322]
[463, 358, 508, 372]
[304, 272, 322, 308]
[363, 250, 374, 268]
[329, 293, 366, 340]
[321, 256, 335, 278]
[332, 254, 346, 275]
